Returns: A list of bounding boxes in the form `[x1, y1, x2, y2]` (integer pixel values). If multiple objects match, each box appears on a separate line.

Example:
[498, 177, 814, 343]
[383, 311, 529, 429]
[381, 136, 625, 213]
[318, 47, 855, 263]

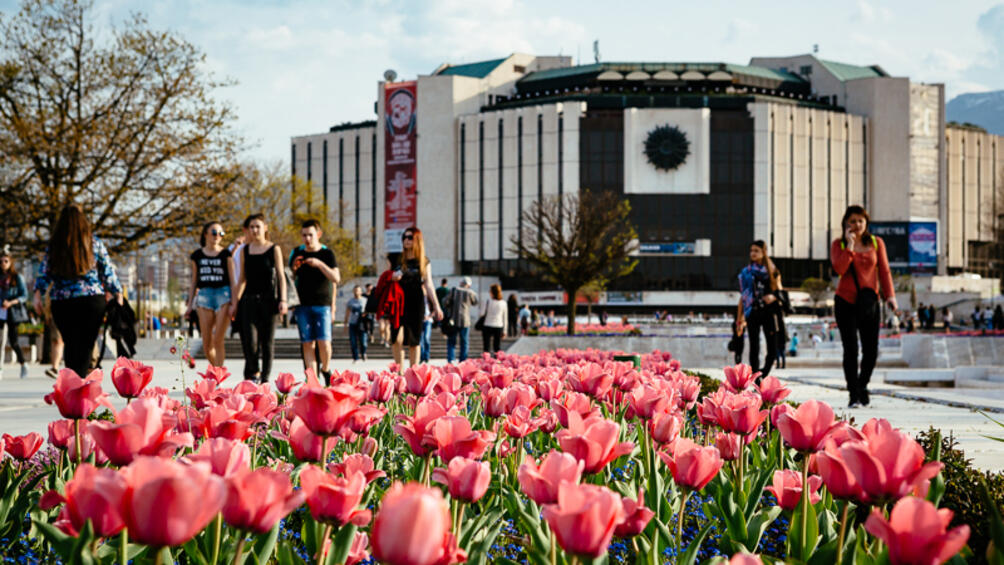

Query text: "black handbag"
[474, 315, 485, 331]
[8, 302, 29, 324]
[848, 263, 879, 317]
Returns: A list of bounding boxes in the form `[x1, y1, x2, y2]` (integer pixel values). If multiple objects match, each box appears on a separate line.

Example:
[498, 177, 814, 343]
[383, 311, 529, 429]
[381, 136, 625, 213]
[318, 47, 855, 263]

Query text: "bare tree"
[0, 0, 244, 255]
[511, 190, 638, 335]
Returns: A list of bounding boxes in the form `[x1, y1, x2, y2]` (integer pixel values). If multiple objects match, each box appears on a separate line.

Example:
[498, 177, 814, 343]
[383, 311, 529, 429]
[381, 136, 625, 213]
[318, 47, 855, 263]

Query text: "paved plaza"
[1, 348, 1001, 471]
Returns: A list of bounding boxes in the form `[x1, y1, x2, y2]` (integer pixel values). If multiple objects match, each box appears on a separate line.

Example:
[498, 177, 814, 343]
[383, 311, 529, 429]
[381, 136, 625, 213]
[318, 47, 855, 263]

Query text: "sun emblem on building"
[643, 124, 690, 171]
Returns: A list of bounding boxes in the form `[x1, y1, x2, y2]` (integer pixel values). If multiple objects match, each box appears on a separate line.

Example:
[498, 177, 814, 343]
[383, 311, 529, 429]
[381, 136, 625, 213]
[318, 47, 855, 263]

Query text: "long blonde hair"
[401, 227, 429, 278]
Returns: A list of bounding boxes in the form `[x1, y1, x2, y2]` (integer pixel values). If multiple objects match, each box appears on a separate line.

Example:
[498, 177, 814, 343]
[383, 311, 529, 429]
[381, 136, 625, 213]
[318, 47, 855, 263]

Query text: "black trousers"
[51, 295, 105, 378]
[239, 295, 277, 381]
[835, 296, 880, 397]
[747, 308, 779, 378]
[2, 318, 25, 364]
[482, 326, 502, 353]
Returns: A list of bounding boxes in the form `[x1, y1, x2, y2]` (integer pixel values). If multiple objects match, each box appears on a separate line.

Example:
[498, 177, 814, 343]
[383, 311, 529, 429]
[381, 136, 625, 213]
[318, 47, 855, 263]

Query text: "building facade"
[291, 53, 1004, 303]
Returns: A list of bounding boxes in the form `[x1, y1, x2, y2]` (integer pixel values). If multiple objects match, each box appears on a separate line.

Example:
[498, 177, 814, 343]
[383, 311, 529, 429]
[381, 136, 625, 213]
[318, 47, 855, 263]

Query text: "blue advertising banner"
[638, 242, 695, 255]
[908, 222, 937, 269]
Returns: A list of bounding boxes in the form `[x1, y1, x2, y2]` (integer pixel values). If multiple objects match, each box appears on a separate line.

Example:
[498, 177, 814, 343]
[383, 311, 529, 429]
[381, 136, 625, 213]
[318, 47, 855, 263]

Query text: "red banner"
[384, 81, 417, 247]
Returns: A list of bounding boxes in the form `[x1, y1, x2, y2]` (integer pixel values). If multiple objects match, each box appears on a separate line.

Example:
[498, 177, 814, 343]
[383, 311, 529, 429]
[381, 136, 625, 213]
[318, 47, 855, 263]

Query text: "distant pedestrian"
[1, 247, 30, 379]
[185, 221, 235, 368]
[728, 313, 745, 365]
[420, 293, 433, 364]
[344, 285, 368, 362]
[289, 219, 339, 382]
[435, 279, 450, 329]
[366, 254, 404, 354]
[507, 293, 519, 338]
[942, 307, 953, 332]
[230, 213, 287, 383]
[735, 240, 783, 381]
[972, 306, 982, 329]
[984, 306, 994, 331]
[391, 228, 443, 369]
[994, 305, 1004, 331]
[33, 204, 123, 379]
[831, 205, 897, 408]
[443, 276, 478, 362]
[480, 283, 507, 354]
[789, 332, 800, 356]
[518, 304, 530, 334]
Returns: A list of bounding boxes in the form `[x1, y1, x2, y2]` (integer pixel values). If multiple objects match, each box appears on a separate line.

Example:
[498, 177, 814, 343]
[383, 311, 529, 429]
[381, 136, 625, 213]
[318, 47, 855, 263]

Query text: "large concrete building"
[291, 53, 1004, 306]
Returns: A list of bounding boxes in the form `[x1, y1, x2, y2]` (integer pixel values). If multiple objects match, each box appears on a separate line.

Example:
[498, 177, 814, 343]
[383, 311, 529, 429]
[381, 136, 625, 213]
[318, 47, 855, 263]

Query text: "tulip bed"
[0, 350, 974, 565]
[531, 323, 638, 336]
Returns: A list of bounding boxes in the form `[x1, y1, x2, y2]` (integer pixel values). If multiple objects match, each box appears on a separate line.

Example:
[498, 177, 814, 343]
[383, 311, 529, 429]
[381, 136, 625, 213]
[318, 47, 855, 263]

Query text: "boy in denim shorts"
[289, 219, 340, 382]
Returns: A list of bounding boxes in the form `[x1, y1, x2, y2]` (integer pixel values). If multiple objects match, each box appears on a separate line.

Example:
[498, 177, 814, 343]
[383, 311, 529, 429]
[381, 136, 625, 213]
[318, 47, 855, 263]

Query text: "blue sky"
[3, 0, 1003, 162]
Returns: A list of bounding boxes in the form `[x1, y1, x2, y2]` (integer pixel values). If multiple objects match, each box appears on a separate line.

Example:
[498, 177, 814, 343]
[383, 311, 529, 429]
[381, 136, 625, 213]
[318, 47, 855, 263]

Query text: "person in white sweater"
[480, 283, 508, 354]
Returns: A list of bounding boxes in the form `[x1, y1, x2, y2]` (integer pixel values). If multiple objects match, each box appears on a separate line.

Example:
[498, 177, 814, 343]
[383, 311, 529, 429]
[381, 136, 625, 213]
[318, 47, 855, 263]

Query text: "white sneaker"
[20, 364, 28, 379]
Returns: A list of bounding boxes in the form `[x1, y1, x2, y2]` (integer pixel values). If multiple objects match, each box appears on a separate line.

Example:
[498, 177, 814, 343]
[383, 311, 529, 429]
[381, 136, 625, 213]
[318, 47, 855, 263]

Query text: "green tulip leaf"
[678, 521, 714, 565]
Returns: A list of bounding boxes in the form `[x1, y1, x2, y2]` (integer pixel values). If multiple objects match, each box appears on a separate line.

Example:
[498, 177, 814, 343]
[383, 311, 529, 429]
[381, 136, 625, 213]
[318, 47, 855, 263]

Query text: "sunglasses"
[210, 229, 225, 237]
[402, 235, 414, 241]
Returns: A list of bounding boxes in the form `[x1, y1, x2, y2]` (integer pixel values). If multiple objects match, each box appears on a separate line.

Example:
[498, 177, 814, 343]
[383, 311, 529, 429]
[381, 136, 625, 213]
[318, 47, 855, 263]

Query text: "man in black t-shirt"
[289, 219, 340, 381]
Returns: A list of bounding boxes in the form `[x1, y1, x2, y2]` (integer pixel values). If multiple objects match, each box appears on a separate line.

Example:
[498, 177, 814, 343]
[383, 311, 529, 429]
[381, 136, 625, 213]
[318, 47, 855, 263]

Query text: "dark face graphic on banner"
[388, 90, 415, 136]
[384, 82, 418, 250]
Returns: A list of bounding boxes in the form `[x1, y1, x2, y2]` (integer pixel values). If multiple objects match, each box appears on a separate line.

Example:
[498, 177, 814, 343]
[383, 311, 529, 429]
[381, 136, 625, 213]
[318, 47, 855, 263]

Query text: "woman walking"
[831, 205, 897, 408]
[185, 222, 236, 367]
[344, 285, 368, 362]
[392, 228, 442, 369]
[735, 240, 783, 381]
[230, 214, 286, 383]
[480, 283, 507, 354]
[1, 248, 30, 379]
[33, 205, 123, 379]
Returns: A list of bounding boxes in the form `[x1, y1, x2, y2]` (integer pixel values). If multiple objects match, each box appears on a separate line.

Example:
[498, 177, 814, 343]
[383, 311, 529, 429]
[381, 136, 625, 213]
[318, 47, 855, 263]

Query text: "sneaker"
[362, 354, 367, 361]
[848, 399, 862, 408]
[860, 389, 870, 406]
[20, 364, 28, 379]
[45, 367, 58, 379]
[320, 369, 332, 386]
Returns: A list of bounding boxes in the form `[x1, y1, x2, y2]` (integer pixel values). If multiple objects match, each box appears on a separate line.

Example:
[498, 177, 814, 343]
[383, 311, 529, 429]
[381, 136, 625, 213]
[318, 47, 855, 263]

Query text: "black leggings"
[239, 295, 277, 381]
[747, 309, 779, 378]
[482, 326, 502, 353]
[51, 295, 106, 378]
[2, 318, 25, 365]
[835, 296, 880, 396]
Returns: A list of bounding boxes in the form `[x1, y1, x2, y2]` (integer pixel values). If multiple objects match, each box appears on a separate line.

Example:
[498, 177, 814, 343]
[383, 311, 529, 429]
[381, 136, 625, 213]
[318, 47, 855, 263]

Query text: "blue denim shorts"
[195, 286, 231, 311]
[295, 305, 332, 342]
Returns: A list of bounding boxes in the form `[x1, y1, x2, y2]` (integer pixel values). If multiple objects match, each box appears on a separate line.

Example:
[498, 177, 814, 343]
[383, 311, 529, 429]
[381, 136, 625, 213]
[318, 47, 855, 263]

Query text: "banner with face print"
[384, 81, 417, 251]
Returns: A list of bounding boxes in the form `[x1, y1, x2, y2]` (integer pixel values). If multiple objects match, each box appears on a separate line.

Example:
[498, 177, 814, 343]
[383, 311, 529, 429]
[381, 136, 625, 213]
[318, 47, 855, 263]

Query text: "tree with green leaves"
[800, 277, 831, 314]
[511, 190, 638, 335]
[0, 0, 244, 255]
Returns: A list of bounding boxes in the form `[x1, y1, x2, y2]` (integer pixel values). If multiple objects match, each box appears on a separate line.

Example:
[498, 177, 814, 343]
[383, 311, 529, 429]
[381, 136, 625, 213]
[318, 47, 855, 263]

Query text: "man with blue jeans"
[442, 277, 478, 363]
[289, 220, 339, 383]
[344, 285, 367, 362]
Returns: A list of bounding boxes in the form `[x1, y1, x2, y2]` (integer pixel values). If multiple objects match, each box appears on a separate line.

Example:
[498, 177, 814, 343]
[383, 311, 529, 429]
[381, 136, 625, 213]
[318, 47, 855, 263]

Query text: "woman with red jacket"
[830, 205, 898, 408]
[366, 254, 404, 350]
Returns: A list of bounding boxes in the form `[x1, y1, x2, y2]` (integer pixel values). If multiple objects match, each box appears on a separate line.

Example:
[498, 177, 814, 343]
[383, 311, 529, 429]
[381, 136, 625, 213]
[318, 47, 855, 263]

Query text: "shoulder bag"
[848, 263, 879, 318]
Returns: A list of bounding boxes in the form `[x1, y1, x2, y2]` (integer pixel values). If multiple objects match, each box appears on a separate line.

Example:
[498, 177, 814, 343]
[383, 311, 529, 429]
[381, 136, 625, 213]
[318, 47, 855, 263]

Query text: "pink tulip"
[566, 363, 614, 399]
[291, 383, 365, 437]
[393, 397, 452, 457]
[649, 411, 683, 445]
[813, 439, 863, 501]
[48, 419, 75, 450]
[556, 413, 634, 474]
[542, 482, 625, 558]
[223, 468, 305, 534]
[403, 364, 441, 396]
[198, 365, 231, 385]
[186, 438, 251, 477]
[275, 372, 299, 394]
[371, 482, 466, 565]
[614, 489, 654, 538]
[347, 532, 370, 565]
[865, 496, 969, 565]
[755, 376, 791, 405]
[627, 384, 668, 420]
[766, 469, 822, 511]
[717, 392, 768, 436]
[535, 377, 564, 401]
[88, 398, 193, 466]
[716, 432, 744, 461]
[368, 373, 398, 403]
[482, 387, 507, 418]
[299, 466, 371, 526]
[728, 554, 763, 565]
[428, 416, 495, 461]
[518, 450, 585, 505]
[550, 392, 599, 428]
[327, 453, 386, 483]
[288, 416, 331, 462]
[504, 406, 538, 439]
[110, 357, 154, 399]
[658, 438, 723, 492]
[432, 456, 492, 502]
[775, 399, 838, 452]
[121, 456, 226, 547]
[723, 364, 757, 392]
[39, 463, 127, 538]
[2, 432, 43, 461]
[838, 427, 944, 504]
[346, 405, 387, 435]
[44, 368, 112, 420]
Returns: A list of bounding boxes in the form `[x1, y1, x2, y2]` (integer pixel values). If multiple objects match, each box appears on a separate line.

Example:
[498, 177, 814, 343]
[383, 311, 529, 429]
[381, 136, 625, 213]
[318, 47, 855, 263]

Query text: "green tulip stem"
[453, 502, 466, 538]
[231, 532, 247, 565]
[549, 527, 558, 565]
[73, 418, 82, 466]
[676, 489, 690, 554]
[154, 547, 170, 565]
[250, 432, 259, 469]
[314, 524, 333, 564]
[800, 457, 810, 555]
[836, 500, 850, 564]
[119, 528, 128, 565]
[421, 456, 431, 487]
[210, 512, 223, 565]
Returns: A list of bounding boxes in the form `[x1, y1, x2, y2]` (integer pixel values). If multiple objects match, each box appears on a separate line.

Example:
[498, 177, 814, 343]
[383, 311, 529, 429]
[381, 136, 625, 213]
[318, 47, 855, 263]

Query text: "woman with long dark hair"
[185, 221, 235, 367]
[392, 227, 443, 368]
[735, 240, 783, 380]
[481, 283, 508, 354]
[831, 205, 897, 407]
[1, 248, 29, 379]
[230, 214, 286, 383]
[33, 205, 122, 378]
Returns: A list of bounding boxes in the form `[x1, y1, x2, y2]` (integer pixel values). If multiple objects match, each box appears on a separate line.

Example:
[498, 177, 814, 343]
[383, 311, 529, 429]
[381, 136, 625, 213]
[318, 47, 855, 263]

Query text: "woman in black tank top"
[230, 214, 287, 382]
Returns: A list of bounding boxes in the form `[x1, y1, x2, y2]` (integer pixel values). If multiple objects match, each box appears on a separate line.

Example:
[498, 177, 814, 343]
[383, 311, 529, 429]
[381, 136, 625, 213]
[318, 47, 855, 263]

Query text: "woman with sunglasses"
[392, 227, 443, 368]
[185, 222, 236, 367]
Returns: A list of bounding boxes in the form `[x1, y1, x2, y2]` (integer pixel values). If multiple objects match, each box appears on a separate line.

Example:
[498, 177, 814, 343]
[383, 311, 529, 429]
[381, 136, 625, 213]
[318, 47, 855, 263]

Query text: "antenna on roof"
[593, 40, 600, 64]
[383, 69, 397, 83]
[813, 44, 819, 54]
